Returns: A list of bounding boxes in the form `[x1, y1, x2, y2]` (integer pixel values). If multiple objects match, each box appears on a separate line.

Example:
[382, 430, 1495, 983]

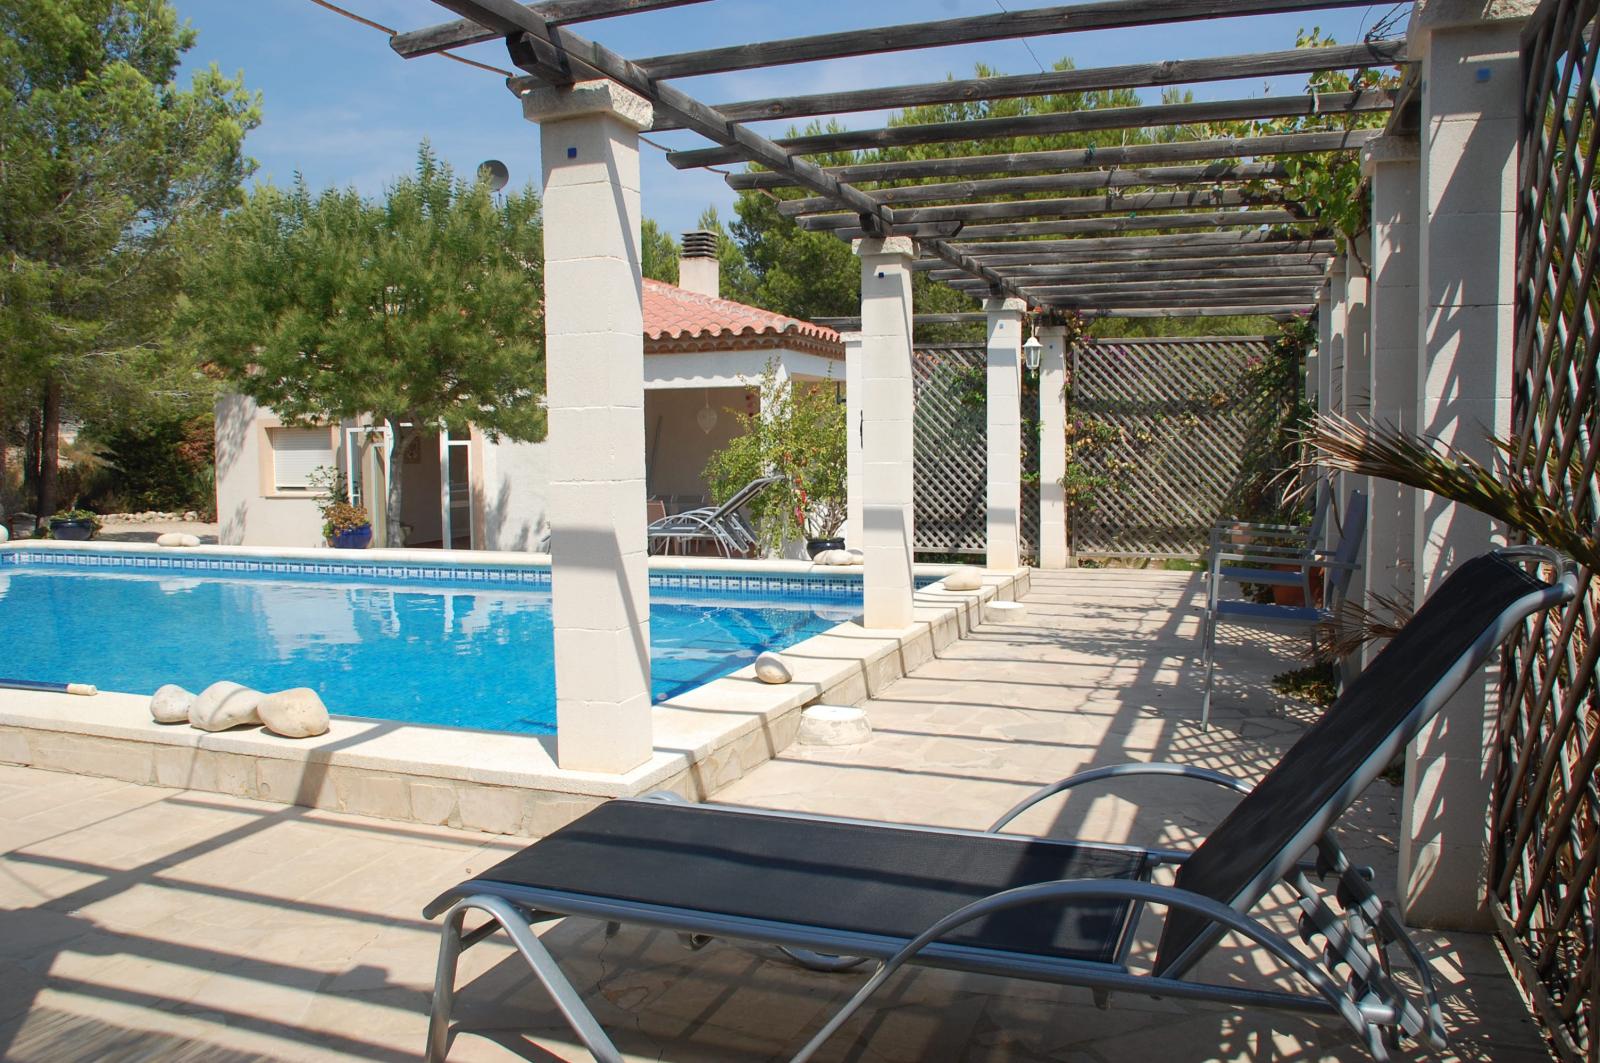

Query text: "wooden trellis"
[1493, 1, 1600, 1057]
[1071, 337, 1282, 558]
[910, 338, 1278, 560]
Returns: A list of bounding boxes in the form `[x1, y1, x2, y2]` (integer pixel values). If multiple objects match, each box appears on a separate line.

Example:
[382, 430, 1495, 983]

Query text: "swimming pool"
[0, 551, 865, 735]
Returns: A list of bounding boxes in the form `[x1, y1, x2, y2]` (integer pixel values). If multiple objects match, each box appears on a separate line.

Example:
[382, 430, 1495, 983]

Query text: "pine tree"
[182, 143, 547, 546]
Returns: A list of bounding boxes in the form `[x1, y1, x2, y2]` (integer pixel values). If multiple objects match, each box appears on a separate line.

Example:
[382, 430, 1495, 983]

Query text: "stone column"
[1315, 285, 1332, 420]
[1401, 2, 1532, 929]
[1342, 238, 1372, 675]
[842, 330, 865, 551]
[985, 297, 1026, 571]
[855, 237, 917, 629]
[1363, 136, 1422, 627]
[1037, 324, 1069, 569]
[525, 80, 654, 774]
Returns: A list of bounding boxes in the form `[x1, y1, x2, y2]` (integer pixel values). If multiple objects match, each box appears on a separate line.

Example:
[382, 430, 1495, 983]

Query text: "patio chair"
[422, 547, 1575, 1063]
[1209, 474, 1334, 563]
[647, 474, 783, 558]
[1199, 490, 1368, 729]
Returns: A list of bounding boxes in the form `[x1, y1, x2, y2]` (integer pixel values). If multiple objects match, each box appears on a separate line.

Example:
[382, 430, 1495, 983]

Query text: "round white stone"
[149, 684, 194, 724]
[942, 566, 983, 591]
[189, 681, 264, 732]
[179, 533, 201, 547]
[155, 532, 185, 547]
[0, 524, 8, 544]
[813, 549, 846, 566]
[798, 704, 871, 746]
[846, 549, 864, 566]
[985, 600, 1029, 624]
[258, 687, 331, 738]
[753, 652, 792, 684]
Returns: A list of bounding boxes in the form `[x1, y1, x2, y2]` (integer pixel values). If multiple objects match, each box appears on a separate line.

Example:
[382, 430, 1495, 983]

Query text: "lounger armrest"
[791, 877, 1369, 1063]
[988, 762, 1252, 834]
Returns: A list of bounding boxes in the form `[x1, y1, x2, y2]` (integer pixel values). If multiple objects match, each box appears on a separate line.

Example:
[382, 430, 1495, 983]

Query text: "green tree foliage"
[182, 144, 546, 546]
[0, 0, 259, 515]
[641, 218, 678, 284]
[704, 363, 847, 554]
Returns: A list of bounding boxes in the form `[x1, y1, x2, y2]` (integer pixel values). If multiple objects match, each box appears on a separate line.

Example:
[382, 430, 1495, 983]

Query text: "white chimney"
[678, 230, 720, 298]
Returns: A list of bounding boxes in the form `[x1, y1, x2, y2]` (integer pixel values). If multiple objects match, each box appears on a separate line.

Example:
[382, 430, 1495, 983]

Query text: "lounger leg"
[1200, 614, 1217, 731]
[430, 896, 624, 1063]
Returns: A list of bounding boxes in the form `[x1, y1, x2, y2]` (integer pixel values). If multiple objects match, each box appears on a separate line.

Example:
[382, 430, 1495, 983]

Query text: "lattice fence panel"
[912, 344, 990, 556]
[1070, 337, 1281, 558]
[1494, 3, 1600, 1058]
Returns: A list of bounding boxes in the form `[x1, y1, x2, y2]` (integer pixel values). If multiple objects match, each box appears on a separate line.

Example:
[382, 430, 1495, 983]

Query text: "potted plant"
[49, 508, 100, 541]
[324, 501, 373, 549]
[309, 465, 372, 549]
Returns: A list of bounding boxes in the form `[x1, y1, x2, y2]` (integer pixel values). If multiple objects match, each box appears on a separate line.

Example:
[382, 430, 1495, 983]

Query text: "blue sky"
[173, 1, 1406, 236]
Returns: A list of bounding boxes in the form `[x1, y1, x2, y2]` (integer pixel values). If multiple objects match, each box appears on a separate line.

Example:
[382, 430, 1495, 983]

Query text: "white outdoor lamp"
[1023, 331, 1043, 372]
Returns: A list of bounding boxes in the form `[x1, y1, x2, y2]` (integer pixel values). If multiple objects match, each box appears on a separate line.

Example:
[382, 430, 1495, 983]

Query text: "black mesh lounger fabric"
[459, 801, 1146, 965]
[1156, 553, 1550, 974]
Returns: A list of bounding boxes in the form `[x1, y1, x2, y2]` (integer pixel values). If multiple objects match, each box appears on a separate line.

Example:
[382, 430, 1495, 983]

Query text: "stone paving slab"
[0, 569, 1551, 1061]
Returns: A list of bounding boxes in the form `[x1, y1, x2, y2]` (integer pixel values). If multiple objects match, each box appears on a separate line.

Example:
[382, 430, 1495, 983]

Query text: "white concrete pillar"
[1037, 323, 1069, 569]
[1401, 4, 1532, 929]
[842, 330, 865, 551]
[1315, 285, 1333, 420]
[525, 80, 654, 774]
[985, 297, 1026, 571]
[1363, 136, 1422, 626]
[1323, 257, 1350, 547]
[1342, 238, 1372, 675]
[855, 237, 918, 629]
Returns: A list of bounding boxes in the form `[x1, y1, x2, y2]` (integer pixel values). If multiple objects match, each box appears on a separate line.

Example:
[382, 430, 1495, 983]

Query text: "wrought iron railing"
[1494, 1, 1600, 1058]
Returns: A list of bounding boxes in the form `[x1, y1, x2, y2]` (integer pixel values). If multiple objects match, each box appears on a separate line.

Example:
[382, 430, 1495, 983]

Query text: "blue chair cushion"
[1213, 599, 1321, 624]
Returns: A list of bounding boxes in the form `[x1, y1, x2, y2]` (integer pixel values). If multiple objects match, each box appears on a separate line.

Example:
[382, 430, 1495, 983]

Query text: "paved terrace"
[0, 570, 1547, 1061]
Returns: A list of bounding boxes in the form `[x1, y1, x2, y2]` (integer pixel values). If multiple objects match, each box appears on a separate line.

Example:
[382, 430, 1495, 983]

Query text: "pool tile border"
[0, 545, 940, 600]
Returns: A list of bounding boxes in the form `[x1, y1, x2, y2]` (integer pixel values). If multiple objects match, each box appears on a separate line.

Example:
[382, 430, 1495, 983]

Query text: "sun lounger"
[647, 474, 783, 557]
[423, 547, 1574, 1062]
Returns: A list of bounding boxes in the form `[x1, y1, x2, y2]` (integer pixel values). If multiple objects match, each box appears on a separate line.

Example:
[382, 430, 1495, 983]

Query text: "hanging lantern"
[697, 391, 719, 435]
[1023, 333, 1044, 371]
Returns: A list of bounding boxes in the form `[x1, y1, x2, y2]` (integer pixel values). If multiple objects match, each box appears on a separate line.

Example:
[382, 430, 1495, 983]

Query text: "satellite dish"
[477, 159, 509, 192]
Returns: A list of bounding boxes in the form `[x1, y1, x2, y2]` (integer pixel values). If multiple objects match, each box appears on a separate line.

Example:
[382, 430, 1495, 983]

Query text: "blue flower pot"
[50, 518, 95, 541]
[332, 524, 373, 550]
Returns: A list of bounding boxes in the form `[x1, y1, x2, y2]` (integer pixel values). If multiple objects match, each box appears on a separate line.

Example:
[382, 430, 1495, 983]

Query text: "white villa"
[212, 232, 844, 550]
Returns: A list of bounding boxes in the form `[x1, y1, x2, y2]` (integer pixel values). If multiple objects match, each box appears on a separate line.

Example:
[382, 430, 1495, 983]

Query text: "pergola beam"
[796, 189, 1285, 227]
[644, 39, 1403, 129]
[632, 0, 1392, 80]
[942, 233, 1334, 256]
[392, 0, 709, 59]
[930, 261, 1330, 283]
[726, 129, 1379, 190]
[668, 89, 1395, 169]
[923, 253, 1333, 274]
[831, 210, 1310, 242]
[777, 162, 1290, 216]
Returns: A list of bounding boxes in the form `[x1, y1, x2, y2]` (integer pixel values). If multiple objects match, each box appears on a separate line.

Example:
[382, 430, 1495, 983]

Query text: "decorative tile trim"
[0, 548, 935, 601]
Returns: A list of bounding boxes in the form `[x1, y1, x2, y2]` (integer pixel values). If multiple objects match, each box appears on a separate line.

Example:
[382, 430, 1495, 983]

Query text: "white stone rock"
[815, 549, 851, 566]
[156, 532, 201, 548]
[846, 549, 864, 566]
[189, 681, 264, 732]
[149, 684, 194, 724]
[178, 533, 201, 547]
[0, 524, 8, 544]
[258, 687, 331, 738]
[798, 704, 871, 746]
[943, 566, 983, 591]
[985, 600, 1029, 624]
[753, 652, 792, 685]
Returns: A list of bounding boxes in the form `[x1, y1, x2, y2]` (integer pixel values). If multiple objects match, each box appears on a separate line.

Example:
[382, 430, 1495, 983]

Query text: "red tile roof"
[642, 279, 841, 355]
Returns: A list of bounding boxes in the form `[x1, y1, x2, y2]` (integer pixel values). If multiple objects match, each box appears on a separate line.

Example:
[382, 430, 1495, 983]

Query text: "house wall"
[644, 347, 842, 389]
[644, 386, 751, 502]
[214, 393, 329, 548]
[478, 437, 552, 552]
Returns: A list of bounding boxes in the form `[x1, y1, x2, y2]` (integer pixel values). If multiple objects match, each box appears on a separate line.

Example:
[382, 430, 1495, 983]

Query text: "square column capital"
[1361, 134, 1421, 176]
[1034, 323, 1068, 339]
[522, 78, 653, 131]
[983, 297, 1027, 315]
[852, 236, 918, 260]
[839, 329, 864, 348]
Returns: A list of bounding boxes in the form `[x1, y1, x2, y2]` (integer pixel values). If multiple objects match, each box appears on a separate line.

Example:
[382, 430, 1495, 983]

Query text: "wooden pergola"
[393, 0, 1405, 322]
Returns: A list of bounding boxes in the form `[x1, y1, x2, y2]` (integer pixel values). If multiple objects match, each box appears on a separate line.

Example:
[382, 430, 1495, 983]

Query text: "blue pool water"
[0, 560, 860, 734]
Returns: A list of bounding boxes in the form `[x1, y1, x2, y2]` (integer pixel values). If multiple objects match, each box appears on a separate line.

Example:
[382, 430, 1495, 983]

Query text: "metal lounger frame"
[424, 547, 1576, 1063]
[647, 474, 782, 557]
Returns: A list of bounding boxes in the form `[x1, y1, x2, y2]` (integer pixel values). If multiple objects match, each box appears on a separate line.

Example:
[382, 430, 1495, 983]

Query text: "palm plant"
[1301, 413, 1600, 572]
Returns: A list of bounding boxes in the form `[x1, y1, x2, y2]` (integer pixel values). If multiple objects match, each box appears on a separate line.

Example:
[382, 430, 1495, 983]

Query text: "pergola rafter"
[398, 0, 1403, 317]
